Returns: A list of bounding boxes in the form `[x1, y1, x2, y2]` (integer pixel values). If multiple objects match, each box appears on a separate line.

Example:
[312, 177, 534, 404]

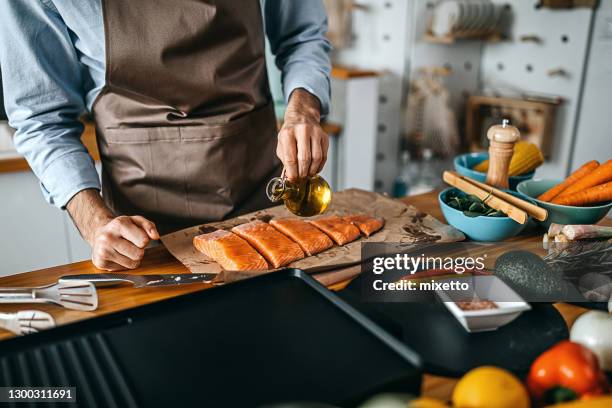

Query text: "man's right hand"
[66, 189, 160, 271]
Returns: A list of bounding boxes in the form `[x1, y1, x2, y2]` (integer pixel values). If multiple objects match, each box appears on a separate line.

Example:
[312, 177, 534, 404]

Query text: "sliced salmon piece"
[193, 230, 268, 271]
[343, 214, 385, 237]
[232, 220, 305, 268]
[309, 216, 361, 246]
[270, 218, 334, 256]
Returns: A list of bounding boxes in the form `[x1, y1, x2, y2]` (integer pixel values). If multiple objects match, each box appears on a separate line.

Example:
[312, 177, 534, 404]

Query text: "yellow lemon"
[452, 366, 530, 408]
[408, 397, 449, 407]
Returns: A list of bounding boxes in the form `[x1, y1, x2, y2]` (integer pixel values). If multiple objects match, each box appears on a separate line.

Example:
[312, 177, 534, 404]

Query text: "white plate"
[456, 0, 470, 33]
[432, 1, 461, 37]
[465, 0, 480, 32]
[435, 275, 532, 333]
[473, 0, 491, 31]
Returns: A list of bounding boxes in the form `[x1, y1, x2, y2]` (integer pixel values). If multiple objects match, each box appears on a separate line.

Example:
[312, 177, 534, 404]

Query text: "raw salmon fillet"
[343, 214, 385, 237]
[193, 230, 268, 271]
[270, 218, 334, 256]
[232, 220, 305, 268]
[309, 216, 361, 246]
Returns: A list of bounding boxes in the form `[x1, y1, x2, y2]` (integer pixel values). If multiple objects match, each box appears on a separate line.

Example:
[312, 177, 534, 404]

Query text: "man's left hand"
[277, 88, 329, 181]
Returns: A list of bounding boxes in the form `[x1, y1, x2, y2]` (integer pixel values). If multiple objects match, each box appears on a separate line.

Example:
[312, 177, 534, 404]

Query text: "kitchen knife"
[58, 273, 217, 288]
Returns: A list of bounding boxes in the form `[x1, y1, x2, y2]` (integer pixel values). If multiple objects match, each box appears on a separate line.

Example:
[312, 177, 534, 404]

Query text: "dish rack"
[424, 0, 506, 44]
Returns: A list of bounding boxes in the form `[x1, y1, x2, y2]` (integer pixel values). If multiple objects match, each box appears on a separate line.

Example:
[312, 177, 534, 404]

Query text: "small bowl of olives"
[439, 188, 528, 242]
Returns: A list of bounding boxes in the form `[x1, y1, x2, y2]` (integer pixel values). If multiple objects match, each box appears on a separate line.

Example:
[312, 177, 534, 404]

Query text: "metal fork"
[0, 310, 56, 335]
[0, 280, 98, 311]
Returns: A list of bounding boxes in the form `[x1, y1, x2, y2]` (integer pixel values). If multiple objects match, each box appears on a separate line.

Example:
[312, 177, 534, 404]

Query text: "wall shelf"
[423, 31, 502, 44]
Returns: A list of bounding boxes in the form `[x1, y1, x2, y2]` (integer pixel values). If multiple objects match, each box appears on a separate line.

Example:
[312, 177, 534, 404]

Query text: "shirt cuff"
[39, 151, 101, 209]
[283, 68, 331, 118]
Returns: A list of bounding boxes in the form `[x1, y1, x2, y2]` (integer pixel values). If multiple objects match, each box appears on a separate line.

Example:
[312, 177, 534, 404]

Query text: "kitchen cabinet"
[0, 121, 97, 276]
[328, 71, 380, 191]
[0, 171, 82, 276]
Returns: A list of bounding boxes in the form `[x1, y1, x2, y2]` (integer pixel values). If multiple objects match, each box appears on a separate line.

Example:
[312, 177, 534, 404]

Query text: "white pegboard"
[333, 0, 413, 193]
[333, 0, 486, 193]
[408, 1, 484, 114]
[481, 0, 594, 178]
[308, 0, 599, 191]
[571, 0, 612, 168]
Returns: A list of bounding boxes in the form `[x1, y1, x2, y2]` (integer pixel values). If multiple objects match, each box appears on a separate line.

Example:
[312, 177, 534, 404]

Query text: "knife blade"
[58, 273, 217, 288]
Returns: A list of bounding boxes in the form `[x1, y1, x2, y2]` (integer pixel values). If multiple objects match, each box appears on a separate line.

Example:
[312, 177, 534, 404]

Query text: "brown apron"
[93, 0, 280, 234]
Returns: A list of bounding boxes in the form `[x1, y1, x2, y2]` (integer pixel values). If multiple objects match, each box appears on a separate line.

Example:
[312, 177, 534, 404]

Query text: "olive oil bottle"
[266, 175, 332, 217]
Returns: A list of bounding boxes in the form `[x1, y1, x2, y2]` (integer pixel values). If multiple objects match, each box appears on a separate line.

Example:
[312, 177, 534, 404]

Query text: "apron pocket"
[101, 102, 278, 223]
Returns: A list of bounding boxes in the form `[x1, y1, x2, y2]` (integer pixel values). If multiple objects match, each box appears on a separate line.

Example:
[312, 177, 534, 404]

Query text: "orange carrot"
[537, 160, 599, 202]
[554, 159, 612, 200]
[552, 181, 612, 206]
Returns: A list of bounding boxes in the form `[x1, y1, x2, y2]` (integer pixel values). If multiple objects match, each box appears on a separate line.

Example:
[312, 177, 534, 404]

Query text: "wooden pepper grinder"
[485, 119, 520, 189]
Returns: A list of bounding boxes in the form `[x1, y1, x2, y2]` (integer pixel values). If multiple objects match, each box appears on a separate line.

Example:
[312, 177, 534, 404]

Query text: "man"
[0, 1, 331, 270]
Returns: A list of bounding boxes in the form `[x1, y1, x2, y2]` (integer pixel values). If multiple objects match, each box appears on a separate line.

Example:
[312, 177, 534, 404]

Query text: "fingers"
[320, 132, 329, 173]
[113, 216, 149, 248]
[92, 257, 125, 271]
[278, 124, 330, 180]
[114, 237, 145, 261]
[92, 242, 140, 270]
[309, 129, 329, 176]
[309, 134, 321, 176]
[277, 130, 298, 181]
[91, 215, 153, 271]
[130, 215, 160, 240]
[296, 126, 311, 179]
[109, 249, 140, 269]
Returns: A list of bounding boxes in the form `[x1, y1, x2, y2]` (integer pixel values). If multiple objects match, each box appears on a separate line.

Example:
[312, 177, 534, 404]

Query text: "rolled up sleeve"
[0, 0, 100, 208]
[264, 0, 332, 116]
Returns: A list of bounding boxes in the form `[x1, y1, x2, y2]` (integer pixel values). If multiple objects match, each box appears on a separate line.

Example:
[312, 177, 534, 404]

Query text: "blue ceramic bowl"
[454, 152, 535, 191]
[517, 179, 612, 227]
[439, 188, 527, 242]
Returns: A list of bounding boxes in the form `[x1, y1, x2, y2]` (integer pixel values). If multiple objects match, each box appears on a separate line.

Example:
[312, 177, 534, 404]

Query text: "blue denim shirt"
[0, 0, 331, 208]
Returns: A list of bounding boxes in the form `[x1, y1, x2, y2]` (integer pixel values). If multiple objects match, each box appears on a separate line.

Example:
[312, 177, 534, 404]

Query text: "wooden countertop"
[0, 190, 600, 402]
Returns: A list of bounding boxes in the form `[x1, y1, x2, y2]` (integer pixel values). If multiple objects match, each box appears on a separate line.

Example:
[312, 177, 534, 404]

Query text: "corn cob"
[473, 141, 543, 176]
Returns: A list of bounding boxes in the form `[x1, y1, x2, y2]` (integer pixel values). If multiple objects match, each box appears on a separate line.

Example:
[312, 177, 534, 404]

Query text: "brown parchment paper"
[160, 189, 465, 280]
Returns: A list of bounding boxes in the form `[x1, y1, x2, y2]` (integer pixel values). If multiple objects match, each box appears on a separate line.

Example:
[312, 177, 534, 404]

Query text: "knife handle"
[160, 274, 216, 284]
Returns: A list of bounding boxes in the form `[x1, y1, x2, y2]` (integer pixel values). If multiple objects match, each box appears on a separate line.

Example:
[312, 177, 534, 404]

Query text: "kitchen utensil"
[439, 188, 528, 241]
[435, 276, 532, 333]
[456, 172, 548, 221]
[517, 179, 612, 227]
[454, 152, 534, 190]
[59, 273, 217, 288]
[485, 119, 521, 189]
[0, 269, 422, 406]
[340, 276, 568, 377]
[0, 280, 98, 311]
[443, 170, 528, 224]
[0, 310, 55, 335]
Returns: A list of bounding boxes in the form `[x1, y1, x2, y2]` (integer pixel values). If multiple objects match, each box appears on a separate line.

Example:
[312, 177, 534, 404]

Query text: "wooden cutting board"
[161, 188, 465, 278]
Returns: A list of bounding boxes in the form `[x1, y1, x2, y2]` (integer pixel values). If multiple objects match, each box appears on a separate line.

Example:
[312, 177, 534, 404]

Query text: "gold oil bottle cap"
[487, 119, 520, 143]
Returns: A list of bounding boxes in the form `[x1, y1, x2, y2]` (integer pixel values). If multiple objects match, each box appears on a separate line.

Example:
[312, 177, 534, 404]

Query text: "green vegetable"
[494, 250, 569, 300]
[444, 191, 508, 218]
